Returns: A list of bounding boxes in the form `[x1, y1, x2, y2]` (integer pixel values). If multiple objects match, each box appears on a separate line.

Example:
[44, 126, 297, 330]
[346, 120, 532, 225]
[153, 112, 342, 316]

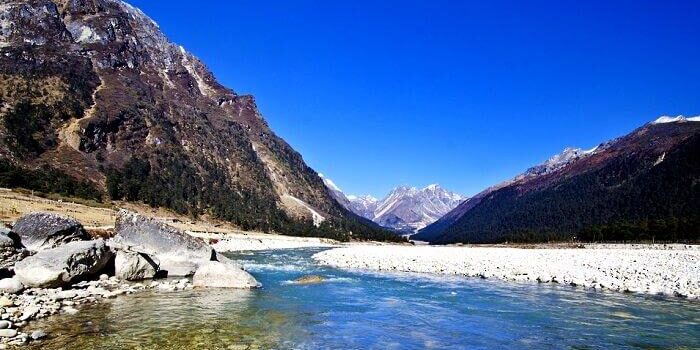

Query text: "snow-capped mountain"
[346, 195, 379, 219]
[414, 115, 700, 244]
[320, 178, 465, 233]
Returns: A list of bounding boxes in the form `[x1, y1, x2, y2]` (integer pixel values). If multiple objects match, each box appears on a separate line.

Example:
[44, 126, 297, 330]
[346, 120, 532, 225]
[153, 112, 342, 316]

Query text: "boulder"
[115, 250, 160, 281]
[111, 210, 217, 276]
[0, 278, 24, 294]
[12, 212, 89, 251]
[0, 228, 28, 276]
[192, 261, 260, 289]
[14, 239, 113, 288]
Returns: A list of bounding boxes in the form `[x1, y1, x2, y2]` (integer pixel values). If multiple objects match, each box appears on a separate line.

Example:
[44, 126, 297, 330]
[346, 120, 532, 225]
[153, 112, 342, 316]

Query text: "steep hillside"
[0, 0, 400, 242]
[415, 117, 700, 243]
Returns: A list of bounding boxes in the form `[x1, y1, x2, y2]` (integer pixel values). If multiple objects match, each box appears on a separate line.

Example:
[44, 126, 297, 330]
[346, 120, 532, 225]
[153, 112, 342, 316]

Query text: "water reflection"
[25, 288, 287, 349]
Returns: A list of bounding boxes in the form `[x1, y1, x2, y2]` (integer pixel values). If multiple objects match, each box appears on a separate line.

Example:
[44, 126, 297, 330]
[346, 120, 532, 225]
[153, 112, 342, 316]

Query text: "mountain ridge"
[0, 0, 401, 242]
[414, 117, 700, 243]
[321, 178, 465, 233]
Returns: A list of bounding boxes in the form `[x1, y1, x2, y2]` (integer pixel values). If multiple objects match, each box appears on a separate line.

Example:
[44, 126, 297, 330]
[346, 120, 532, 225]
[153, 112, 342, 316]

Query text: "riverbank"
[0, 276, 194, 347]
[0, 188, 339, 253]
[192, 231, 338, 252]
[312, 244, 700, 299]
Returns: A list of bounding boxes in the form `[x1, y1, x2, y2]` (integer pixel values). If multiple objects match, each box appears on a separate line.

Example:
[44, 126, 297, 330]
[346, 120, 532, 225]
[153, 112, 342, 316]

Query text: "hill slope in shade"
[414, 117, 700, 244]
[0, 0, 400, 242]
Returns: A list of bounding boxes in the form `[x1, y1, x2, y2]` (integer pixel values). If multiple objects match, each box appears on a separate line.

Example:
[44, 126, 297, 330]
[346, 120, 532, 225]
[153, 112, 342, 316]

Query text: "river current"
[24, 248, 700, 349]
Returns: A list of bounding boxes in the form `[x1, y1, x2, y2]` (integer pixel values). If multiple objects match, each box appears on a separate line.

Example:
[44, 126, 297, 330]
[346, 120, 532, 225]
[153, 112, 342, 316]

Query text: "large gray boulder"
[14, 239, 113, 288]
[192, 261, 260, 289]
[12, 212, 89, 251]
[111, 210, 217, 276]
[115, 250, 160, 281]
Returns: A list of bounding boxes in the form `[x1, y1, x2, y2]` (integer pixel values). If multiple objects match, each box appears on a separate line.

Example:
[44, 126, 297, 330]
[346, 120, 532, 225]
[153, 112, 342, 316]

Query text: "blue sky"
[129, 0, 700, 198]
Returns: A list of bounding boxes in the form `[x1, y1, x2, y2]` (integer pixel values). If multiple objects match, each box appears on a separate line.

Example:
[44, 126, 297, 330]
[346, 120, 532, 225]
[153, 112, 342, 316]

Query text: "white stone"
[0, 278, 23, 294]
[115, 250, 159, 281]
[192, 261, 260, 289]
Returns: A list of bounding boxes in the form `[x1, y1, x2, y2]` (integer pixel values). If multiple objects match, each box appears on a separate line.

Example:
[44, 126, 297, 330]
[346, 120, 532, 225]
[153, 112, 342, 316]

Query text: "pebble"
[19, 306, 39, 321]
[0, 329, 17, 338]
[30, 330, 46, 340]
[62, 306, 79, 315]
[0, 321, 11, 329]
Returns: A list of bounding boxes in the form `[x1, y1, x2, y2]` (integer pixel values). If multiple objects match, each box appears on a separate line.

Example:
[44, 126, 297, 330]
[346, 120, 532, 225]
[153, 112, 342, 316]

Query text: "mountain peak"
[0, 0, 399, 241]
[318, 174, 342, 193]
[320, 178, 465, 233]
[416, 116, 700, 244]
[347, 194, 378, 202]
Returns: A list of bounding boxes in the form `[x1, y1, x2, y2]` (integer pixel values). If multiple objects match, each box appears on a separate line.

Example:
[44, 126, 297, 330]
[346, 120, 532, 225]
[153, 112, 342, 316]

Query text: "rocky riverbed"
[0, 210, 262, 347]
[313, 244, 700, 299]
[0, 275, 195, 348]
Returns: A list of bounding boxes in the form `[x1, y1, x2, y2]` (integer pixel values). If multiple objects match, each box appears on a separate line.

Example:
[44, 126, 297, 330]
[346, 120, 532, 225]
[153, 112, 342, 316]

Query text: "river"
[23, 248, 700, 349]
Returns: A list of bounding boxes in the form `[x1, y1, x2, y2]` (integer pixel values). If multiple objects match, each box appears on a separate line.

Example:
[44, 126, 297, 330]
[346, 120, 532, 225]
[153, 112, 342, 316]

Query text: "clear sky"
[128, 0, 700, 198]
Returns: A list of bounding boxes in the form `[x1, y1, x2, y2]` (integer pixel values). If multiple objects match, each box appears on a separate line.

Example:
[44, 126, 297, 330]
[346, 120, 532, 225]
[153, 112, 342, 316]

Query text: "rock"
[14, 239, 113, 288]
[112, 210, 217, 276]
[12, 212, 90, 252]
[156, 258, 196, 277]
[0, 329, 16, 338]
[19, 306, 39, 321]
[0, 297, 13, 307]
[115, 250, 160, 281]
[30, 330, 46, 340]
[0, 229, 17, 248]
[192, 261, 260, 289]
[0, 321, 11, 329]
[99, 274, 109, 281]
[0, 229, 28, 275]
[0, 278, 24, 294]
[62, 306, 78, 315]
[293, 275, 325, 285]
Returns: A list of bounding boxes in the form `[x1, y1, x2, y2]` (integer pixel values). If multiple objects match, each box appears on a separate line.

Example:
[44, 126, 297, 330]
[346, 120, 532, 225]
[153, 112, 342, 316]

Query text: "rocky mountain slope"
[414, 116, 700, 244]
[321, 177, 464, 232]
[0, 0, 399, 242]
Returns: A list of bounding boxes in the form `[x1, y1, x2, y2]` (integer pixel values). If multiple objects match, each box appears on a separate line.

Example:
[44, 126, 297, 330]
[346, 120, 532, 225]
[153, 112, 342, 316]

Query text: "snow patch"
[181, 53, 217, 98]
[76, 26, 101, 43]
[652, 115, 700, 124]
[319, 174, 342, 193]
[284, 195, 326, 227]
[653, 152, 666, 166]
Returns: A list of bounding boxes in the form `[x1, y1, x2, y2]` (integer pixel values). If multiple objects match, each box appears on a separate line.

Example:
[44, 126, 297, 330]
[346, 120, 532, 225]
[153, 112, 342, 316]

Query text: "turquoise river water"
[23, 248, 700, 349]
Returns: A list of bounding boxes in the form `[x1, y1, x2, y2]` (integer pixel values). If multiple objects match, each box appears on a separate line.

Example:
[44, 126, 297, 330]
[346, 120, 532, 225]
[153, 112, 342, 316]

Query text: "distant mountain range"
[0, 0, 400, 242]
[320, 176, 464, 233]
[414, 116, 700, 244]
